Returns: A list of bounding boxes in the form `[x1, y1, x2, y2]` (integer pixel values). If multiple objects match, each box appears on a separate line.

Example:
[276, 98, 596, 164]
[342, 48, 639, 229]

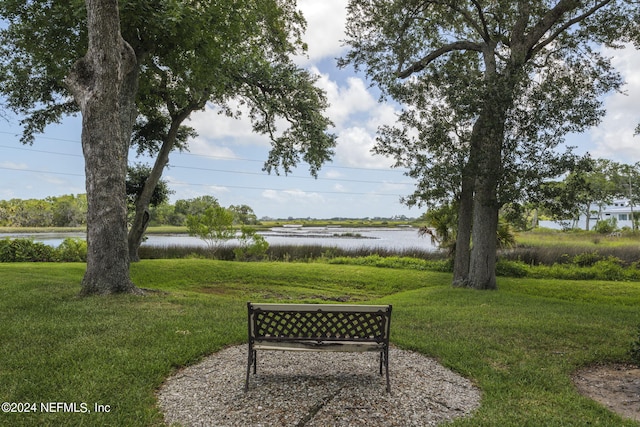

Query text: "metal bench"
[245, 302, 392, 392]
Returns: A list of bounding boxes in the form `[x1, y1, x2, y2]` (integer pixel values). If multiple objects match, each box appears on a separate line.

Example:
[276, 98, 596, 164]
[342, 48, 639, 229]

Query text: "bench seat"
[252, 340, 386, 352]
[245, 302, 392, 392]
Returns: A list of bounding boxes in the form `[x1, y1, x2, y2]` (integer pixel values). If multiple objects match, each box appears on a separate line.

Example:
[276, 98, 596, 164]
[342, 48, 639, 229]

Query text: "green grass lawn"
[1, 260, 639, 426]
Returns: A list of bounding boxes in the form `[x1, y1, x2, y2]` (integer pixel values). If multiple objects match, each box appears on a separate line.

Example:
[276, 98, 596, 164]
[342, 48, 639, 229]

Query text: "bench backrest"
[247, 303, 392, 343]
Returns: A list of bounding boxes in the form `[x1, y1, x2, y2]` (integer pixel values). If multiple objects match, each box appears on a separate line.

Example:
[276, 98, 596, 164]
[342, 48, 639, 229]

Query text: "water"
[1, 227, 437, 251]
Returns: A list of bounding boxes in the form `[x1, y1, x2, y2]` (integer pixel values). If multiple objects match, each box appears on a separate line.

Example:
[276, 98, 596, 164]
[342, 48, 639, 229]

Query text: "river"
[1, 226, 438, 251]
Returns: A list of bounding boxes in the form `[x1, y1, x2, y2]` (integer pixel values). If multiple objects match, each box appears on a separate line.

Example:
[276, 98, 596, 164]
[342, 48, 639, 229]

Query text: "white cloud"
[333, 183, 347, 192]
[378, 181, 413, 194]
[42, 175, 67, 185]
[187, 103, 269, 149]
[335, 127, 395, 169]
[314, 72, 378, 128]
[0, 189, 16, 199]
[366, 103, 399, 133]
[166, 174, 228, 192]
[311, 69, 402, 171]
[324, 169, 344, 179]
[206, 185, 230, 194]
[589, 45, 640, 163]
[186, 137, 240, 159]
[296, 0, 348, 65]
[262, 188, 324, 204]
[0, 161, 28, 170]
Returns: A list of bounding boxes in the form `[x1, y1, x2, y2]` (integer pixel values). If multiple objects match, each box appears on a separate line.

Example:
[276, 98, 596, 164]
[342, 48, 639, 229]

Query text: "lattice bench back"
[246, 302, 392, 392]
[249, 303, 391, 343]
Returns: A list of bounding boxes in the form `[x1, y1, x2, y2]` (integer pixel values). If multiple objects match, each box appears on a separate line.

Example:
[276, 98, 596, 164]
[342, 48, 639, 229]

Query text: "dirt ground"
[573, 363, 640, 423]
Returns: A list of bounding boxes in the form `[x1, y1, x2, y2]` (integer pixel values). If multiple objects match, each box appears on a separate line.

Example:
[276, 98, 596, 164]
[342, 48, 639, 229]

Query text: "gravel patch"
[157, 345, 481, 426]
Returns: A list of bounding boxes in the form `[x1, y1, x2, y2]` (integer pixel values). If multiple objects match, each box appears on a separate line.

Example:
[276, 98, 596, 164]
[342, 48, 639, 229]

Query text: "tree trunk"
[66, 0, 140, 295]
[452, 118, 484, 287]
[452, 159, 473, 287]
[467, 129, 501, 290]
[584, 203, 592, 231]
[468, 173, 499, 290]
[466, 79, 512, 290]
[127, 136, 173, 262]
[128, 109, 193, 261]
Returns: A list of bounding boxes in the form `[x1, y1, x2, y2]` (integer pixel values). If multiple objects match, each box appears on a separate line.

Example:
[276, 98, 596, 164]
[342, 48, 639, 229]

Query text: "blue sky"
[1, 0, 639, 219]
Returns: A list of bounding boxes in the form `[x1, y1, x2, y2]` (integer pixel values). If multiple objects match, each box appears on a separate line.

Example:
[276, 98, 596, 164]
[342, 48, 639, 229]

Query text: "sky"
[1, 1, 639, 220]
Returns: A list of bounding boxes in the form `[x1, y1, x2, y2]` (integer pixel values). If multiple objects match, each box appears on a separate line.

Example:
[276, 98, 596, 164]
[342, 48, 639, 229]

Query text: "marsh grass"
[503, 244, 640, 266]
[1, 260, 640, 426]
[138, 243, 443, 263]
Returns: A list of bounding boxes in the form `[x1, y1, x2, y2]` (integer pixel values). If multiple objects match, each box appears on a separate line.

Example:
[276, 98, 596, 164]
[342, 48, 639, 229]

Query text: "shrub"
[0, 238, 57, 262]
[57, 238, 87, 262]
[186, 206, 235, 254]
[495, 259, 528, 278]
[592, 257, 624, 281]
[571, 251, 602, 267]
[233, 227, 269, 261]
[593, 218, 617, 234]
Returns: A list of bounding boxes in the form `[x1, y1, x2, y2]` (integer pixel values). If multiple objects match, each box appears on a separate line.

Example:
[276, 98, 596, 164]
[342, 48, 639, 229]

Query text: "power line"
[169, 180, 404, 197]
[0, 166, 405, 197]
[0, 131, 407, 173]
[0, 131, 413, 199]
[0, 131, 80, 145]
[0, 144, 83, 158]
[0, 144, 413, 186]
[169, 164, 412, 185]
[0, 166, 84, 177]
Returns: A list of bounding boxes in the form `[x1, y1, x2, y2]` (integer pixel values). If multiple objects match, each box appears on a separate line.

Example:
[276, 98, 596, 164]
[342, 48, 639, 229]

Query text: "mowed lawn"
[1, 259, 639, 426]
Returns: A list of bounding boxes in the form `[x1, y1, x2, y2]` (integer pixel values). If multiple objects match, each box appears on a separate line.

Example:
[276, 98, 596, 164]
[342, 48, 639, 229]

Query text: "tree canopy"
[0, 0, 335, 172]
[340, 0, 640, 289]
[0, 0, 336, 293]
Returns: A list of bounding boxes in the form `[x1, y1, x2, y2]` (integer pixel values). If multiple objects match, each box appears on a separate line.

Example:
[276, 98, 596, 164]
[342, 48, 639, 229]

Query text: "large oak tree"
[66, 0, 139, 295]
[125, 1, 335, 261]
[341, 0, 639, 289]
[0, 0, 335, 293]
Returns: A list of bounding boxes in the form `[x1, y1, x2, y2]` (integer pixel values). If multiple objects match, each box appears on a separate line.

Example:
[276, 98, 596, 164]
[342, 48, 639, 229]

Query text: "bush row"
[501, 245, 640, 266]
[4, 238, 640, 282]
[496, 257, 640, 281]
[0, 238, 87, 262]
[323, 254, 640, 281]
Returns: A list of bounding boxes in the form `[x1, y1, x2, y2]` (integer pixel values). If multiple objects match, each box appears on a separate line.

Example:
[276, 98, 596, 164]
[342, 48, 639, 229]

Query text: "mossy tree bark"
[66, 0, 140, 295]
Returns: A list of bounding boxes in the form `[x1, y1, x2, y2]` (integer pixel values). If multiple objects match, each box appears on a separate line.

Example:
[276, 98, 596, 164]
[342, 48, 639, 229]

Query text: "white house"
[579, 199, 636, 230]
[540, 199, 637, 230]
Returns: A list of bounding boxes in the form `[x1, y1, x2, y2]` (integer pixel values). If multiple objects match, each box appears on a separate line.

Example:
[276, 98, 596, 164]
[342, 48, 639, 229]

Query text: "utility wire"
[0, 130, 412, 198]
[0, 166, 404, 197]
[0, 132, 407, 173]
[0, 166, 84, 177]
[0, 144, 413, 186]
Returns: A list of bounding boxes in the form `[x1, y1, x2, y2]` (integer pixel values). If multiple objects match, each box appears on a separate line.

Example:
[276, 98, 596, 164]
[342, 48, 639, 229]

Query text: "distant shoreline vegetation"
[4, 231, 640, 282]
[0, 220, 419, 235]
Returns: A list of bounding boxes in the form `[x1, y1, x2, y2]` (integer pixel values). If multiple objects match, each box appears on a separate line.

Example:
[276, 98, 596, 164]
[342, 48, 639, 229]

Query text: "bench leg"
[245, 348, 255, 392]
[378, 349, 390, 392]
[382, 347, 390, 393]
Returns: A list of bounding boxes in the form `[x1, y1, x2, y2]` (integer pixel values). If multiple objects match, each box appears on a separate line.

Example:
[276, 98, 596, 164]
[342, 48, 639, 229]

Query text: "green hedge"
[0, 238, 87, 262]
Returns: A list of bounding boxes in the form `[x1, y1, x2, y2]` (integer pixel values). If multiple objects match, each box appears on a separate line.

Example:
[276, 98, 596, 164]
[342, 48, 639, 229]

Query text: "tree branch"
[528, 0, 614, 60]
[469, 0, 491, 42]
[396, 40, 482, 79]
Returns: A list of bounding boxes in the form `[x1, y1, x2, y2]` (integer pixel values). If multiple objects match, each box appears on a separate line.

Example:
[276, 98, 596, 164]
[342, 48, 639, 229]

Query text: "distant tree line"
[148, 196, 259, 227]
[0, 194, 87, 227]
[0, 193, 258, 229]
